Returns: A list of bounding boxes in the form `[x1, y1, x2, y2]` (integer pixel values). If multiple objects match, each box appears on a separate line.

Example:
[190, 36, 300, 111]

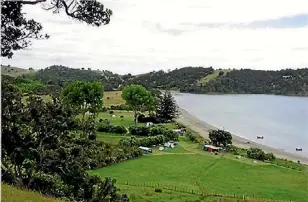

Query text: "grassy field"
[1, 65, 34, 77]
[1, 184, 64, 202]
[89, 136, 308, 202]
[104, 91, 125, 106]
[198, 69, 232, 84]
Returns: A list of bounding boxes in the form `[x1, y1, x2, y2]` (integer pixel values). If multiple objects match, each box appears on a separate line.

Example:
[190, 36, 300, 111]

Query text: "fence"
[118, 180, 293, 202]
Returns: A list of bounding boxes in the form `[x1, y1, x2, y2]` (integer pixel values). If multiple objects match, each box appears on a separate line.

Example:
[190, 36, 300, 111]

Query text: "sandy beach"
[177, 108, 308, 165]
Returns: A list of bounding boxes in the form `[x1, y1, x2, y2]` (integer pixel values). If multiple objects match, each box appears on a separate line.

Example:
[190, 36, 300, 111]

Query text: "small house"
[138, 146, 152, 154]
[203, 144, 222, 152]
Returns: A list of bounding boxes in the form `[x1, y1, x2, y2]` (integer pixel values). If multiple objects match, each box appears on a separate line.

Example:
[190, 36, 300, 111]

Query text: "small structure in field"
[112, 114, 116, 118]
[138, 146, 152, 154]
[159, 147, 164, 151]
[172, 129, 185, 136]
[203, 144, 222, 152]
[164, 141, 178, 148]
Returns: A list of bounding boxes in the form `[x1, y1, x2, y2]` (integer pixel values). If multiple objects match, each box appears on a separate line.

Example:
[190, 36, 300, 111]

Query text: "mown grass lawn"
[1, 184, 64, 202]
[104, 91, 125, 106]
[89, 144, 308, 202]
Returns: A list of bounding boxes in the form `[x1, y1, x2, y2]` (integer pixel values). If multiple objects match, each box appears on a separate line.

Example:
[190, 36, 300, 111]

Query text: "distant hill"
[3, 64, 307, 96]
[30, 65, 124, 91]
[1, 65, 34, 77]
[124, 66, 214, 91]
[196, 68, 308, 96]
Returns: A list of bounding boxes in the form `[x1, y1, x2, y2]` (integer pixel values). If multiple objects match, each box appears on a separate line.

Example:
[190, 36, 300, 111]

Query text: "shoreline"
[177, 108, 308, 165]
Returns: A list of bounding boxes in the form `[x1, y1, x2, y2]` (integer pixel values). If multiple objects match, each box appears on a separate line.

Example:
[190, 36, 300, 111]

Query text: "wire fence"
[119, 180, 293, 202]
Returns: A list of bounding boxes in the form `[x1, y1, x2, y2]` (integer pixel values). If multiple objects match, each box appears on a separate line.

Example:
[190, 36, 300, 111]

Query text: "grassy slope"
[198, 69, 232, 84]
[1, 184, 64, 202]
[1, 65, 34, 77]
[89, 150, 308, 201]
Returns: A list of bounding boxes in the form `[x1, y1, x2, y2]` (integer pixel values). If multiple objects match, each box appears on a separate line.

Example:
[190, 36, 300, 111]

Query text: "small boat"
[295, 148, 302, 151]
[256, 136, 264, 139]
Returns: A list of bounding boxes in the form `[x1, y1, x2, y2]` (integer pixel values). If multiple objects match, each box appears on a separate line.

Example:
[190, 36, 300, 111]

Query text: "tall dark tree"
[1, 0, 112, 58]
[156, 90, 179, 122]
[208, 129, 232, 147]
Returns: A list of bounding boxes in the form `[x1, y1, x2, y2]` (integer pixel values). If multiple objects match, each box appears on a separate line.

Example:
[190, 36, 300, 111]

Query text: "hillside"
[2, 184, 63, 202]
[124, 66, 214, 91]
[2, 65, 308, 96]
[197, 68, 308, 96]
[1, 65, 34, 77]
[30, 65, 124, 91]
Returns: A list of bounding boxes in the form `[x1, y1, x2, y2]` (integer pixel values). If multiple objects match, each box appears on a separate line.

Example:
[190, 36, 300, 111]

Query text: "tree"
[1, 0, 112, 58]
[156, 90, 179, 122]
[62, 81, 104, 116]
[208, 129, 232, 147]
[121, 84, 155, 124]
[62, 81, 104, 136]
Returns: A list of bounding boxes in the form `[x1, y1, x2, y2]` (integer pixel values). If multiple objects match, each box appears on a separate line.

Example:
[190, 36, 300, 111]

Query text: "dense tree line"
[197, 68, 308, 96]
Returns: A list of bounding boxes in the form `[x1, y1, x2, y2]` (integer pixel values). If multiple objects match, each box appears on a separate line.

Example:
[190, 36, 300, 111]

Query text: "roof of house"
[204, 144, 221, 150]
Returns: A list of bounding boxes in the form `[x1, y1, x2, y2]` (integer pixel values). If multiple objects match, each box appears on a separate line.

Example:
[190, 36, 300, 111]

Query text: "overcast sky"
[2, 0, 308, 74]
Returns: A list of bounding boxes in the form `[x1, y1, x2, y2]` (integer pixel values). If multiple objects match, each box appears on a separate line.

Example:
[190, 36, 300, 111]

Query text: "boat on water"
[256, 136, 264, 139]
[295, 148, 303, 151]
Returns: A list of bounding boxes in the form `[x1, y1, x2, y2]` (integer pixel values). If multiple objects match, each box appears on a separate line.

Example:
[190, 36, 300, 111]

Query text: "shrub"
[120, 135, 165, 147]
[155, 188, 162, 193]
[186, 131, 197, 142]
[247, 148, 269, 161]
[129, 125, 150, 136]
[264, 152, 276, 161]
[218, 71, 224, 76]
[97, 123, 127, 134]
[226, 144, 239, 155]
[129, 125, 179, 141]
[110, 104, 132, 111]
[137, 114, 161, 123]
[109, 110, 114, 115]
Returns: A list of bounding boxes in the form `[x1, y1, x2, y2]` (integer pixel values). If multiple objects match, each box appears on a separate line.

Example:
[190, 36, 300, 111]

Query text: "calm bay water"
[173, 93, 308, 157]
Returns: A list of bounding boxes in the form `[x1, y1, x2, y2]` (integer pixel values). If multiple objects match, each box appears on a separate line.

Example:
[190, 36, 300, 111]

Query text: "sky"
[2, 0, 308, 75]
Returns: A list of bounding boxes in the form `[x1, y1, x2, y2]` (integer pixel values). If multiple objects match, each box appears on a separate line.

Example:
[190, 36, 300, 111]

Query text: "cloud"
[1, 0, 308, 74]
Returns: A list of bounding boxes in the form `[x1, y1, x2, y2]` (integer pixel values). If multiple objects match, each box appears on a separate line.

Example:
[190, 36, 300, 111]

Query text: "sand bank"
[177, 108, 308, 164]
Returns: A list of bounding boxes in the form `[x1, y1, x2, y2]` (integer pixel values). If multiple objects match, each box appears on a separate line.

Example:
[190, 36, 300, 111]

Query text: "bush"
[247, 148, 275, 161]
[109, 110, 114, 115]
[110, 104, 132, 111]
[120, 135, 165, 147]
[129, 125, 179, 141]
[129, 125, 150, 136]
[186, 131, 197, 142]
[155, 188, 162, 193]
[264, 152, 276, 161]
[218, 71, 224, 76]
[226, 144, 239, 155]
[97, 123, 127, 134]
[137, 114, 161, 123]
